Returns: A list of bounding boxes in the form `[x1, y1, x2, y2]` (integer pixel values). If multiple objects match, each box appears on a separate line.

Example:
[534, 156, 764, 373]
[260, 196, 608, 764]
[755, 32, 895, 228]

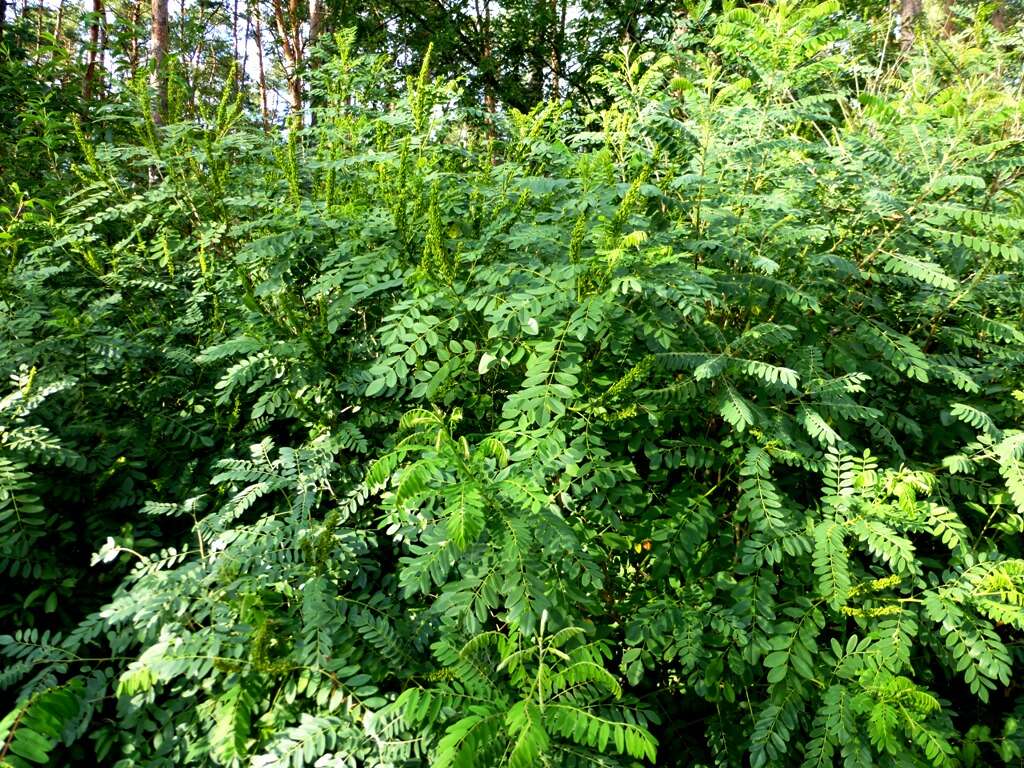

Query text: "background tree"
[81, 0, 104, 99]
[149, 0, 167, 123]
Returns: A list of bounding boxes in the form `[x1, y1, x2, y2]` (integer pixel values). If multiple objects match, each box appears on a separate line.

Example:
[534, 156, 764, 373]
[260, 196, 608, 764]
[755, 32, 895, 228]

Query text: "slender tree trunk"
[83, 0, 104, 100]
[528, 21, 544, 106]
[254, 0, 270, 129]
[151, 0, 169, 125]
[128, 0, 142, 79]
[476, 0, 495, 133]
[898, 0, 922, 50]
[481, 0, 493, 128]
[290, 0, 303, 114]
[991, 1, 1007, 30]
[271, 0, 303, 115]
[98, 0, 107, 94]
[52, 0, 64, 40]
[307, 0, 322, 120]
[308, 0, 321, 48]
[0, 0, 6, 43]
[240, 1, 251, 92]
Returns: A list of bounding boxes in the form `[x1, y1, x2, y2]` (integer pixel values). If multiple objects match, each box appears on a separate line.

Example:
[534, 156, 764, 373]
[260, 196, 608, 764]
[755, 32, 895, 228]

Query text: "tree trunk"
[528, 20, 544, 106]
[83, 0, 104, 100]
[308, 0, 322, 48]
[240, 0, 251, 91]
[52, 0, 65, 40]
[991, 1, 1007, 30]
[478, 0, 495, 132]
[898, 0, 922, 50]
[98, 1, 107, 81]
[151, 0, 169, 125]
[307, 0, 323, 120]
[271, 0, 303, 115]
[126, 0, 142, 79]
[254, 0, 270, 129]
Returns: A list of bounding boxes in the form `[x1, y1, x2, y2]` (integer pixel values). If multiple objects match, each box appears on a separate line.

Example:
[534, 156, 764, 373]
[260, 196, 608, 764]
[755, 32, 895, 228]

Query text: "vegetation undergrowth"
[3, 3, 1024, 766]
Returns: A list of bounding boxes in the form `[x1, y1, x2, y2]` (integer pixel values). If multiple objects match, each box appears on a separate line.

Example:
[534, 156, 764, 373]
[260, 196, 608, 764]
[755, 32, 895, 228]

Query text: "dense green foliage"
[4, 3, 1024, 766]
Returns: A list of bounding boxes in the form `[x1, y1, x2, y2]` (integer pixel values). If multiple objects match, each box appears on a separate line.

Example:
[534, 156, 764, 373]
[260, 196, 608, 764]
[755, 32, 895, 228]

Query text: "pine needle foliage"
[3, 5, 1024, 767]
